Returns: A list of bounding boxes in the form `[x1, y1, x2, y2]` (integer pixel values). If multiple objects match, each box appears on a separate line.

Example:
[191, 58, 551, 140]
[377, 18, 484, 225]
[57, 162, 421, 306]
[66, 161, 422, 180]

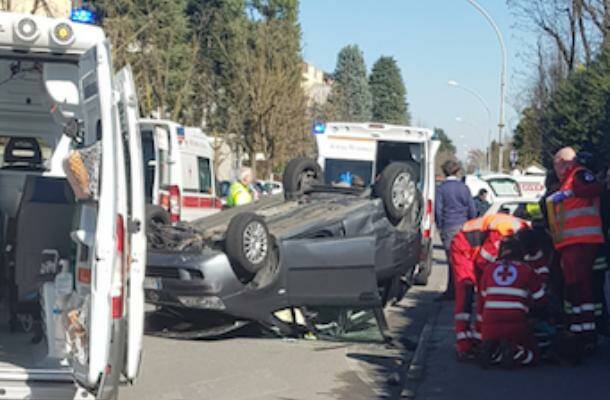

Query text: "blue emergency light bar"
[70, 8, 97, 24]
[312, 121, 326, 134]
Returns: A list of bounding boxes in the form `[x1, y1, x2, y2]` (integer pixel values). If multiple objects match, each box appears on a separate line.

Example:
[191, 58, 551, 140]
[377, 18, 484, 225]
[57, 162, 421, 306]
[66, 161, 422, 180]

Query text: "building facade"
[0, 0, 71, 18]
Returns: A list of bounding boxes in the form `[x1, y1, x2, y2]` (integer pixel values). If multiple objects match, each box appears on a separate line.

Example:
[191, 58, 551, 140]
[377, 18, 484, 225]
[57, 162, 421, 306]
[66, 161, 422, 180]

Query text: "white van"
[0, 12, 146, 399]
[139, 120, 221, 225]
[314, 122, 440, 284]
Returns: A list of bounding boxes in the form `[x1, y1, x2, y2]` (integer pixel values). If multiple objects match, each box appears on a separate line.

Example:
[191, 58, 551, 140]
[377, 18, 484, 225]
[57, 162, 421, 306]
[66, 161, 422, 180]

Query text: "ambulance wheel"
[283, 157, 322, 200]
[146, 205, 171, 227]
[226, 213, 271, 276]
[374, 162, 421, 225]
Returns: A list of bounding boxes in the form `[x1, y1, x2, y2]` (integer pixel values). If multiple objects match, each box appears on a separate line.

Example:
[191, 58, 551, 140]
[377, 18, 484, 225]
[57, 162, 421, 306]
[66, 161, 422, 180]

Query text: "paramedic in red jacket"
[547, 147, 604, 353]
[479, 238, 546, 368]
[450, 213, 529, 359]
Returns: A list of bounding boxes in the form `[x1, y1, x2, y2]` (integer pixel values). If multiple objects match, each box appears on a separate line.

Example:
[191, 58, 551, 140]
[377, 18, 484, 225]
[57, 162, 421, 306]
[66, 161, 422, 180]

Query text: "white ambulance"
[139, 120, 221, 225]
[314, 122, 440, 285]
[0, 12, 146, 399]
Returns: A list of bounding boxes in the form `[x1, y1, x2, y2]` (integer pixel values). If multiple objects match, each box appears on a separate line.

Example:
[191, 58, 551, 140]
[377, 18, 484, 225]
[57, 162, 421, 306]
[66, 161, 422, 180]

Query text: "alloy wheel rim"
[243, 221, 269, 265]
[391, 172, 416, 211]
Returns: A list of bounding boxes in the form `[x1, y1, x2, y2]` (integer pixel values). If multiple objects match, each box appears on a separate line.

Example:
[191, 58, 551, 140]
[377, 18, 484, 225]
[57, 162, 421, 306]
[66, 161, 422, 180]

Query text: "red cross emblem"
[493, 264, 518, 286]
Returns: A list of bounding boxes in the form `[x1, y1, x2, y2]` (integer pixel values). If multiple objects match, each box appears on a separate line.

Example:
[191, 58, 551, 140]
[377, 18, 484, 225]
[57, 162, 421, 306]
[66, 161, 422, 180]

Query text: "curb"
[401, 301, 443, 399]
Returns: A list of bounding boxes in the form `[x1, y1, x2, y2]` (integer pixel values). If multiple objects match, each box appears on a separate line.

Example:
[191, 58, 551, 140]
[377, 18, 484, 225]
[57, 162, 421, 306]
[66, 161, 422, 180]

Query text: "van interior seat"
[2, 137, 44, 171]
[12, 176, 75, 304]
[0, 172, 39, 221]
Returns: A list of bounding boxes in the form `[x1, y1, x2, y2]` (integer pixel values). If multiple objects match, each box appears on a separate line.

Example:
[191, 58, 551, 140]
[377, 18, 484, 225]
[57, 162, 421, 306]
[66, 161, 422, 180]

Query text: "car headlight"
[51, 22, 75, 46]
[177, 296, 226, 310]
[15, 17, 40, 42]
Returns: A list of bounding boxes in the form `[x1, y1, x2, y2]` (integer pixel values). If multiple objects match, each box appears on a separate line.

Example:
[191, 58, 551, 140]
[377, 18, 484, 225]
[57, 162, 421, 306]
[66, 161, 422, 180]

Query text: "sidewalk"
[415, 296, 610, 400]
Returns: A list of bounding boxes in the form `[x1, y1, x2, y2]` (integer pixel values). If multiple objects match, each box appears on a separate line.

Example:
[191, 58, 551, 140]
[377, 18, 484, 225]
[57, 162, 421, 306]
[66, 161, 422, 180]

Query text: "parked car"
[0, 11, 146, 399]
[144, 123, 439, 337]
[485, 197, 541, 220]
[263, 180, 284, 196]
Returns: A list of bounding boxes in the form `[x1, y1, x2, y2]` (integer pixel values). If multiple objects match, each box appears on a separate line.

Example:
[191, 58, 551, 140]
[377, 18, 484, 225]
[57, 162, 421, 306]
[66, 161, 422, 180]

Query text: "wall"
[0, 0, 71, 18]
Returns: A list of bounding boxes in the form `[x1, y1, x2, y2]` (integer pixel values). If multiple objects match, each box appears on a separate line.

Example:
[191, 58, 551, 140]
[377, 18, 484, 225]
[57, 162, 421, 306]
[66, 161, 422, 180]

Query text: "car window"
[324, 158, 373, 186]
[487, 178, 521, 197]
[141, 130, 155, 203]
[498, 201, 537, 220]
[197, 157, 212, 194]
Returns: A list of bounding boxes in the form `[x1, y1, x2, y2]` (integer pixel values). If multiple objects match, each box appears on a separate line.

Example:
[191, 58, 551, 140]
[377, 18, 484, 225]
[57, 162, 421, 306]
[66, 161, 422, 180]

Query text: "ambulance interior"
[0, 55, 86, 371]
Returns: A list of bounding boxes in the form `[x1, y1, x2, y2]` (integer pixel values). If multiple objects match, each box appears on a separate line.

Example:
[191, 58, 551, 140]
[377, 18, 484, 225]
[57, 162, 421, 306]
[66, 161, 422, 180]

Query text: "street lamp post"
[466, 0, 507, 172]
[448, 80, 493, 171]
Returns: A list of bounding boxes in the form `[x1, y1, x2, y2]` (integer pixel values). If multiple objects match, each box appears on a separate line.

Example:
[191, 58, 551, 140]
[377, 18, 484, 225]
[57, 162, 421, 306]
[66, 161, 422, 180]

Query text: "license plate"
[143, 277, 162, 290]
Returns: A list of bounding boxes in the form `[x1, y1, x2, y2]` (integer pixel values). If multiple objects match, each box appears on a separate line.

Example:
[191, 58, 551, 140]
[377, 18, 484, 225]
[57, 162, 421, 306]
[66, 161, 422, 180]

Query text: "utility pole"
[466, 0, 507, 173]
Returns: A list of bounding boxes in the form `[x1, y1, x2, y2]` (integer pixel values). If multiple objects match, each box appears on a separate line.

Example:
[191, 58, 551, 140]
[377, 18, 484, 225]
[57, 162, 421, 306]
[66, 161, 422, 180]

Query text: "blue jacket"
[435, 177, 476, 230]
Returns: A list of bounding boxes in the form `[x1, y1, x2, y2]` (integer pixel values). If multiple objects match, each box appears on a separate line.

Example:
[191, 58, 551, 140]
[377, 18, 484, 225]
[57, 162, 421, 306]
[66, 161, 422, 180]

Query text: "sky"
[299, 0, 535, 159]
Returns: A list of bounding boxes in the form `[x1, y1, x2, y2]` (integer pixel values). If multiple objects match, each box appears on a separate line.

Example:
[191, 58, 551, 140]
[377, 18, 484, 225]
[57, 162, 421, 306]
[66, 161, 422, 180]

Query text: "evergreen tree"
[369, 56, 410, 124]
[95, 0, 195, 119]
[542, 48, 610, 167]
[433, 127, 456, 154]
[325, 44, 372, 121]
[190, 0, 309, 176]
[512, 106, 544, 167]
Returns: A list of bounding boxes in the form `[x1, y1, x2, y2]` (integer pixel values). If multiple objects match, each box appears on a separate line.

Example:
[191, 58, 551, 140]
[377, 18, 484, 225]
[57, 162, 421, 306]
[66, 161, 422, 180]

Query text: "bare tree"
[508, 0, 610, 72]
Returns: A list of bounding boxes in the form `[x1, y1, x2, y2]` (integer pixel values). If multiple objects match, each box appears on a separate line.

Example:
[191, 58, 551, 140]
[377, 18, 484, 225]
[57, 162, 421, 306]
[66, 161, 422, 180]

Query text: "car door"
[115, 66, 146, 381]
[281, 236, 381, 307]
[71, 42, 117, 393]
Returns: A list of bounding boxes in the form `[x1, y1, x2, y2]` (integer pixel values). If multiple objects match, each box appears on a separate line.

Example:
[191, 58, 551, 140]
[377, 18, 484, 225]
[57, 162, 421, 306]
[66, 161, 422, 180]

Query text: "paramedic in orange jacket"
[547, 147, 604, 354]
[450, 213, 530, 359]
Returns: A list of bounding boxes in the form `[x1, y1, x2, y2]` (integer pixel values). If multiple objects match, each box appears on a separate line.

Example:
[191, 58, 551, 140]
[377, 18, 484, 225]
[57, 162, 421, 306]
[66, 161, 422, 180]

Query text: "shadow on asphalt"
[142, 263, 445, 399]
[312, 284, 441, 400]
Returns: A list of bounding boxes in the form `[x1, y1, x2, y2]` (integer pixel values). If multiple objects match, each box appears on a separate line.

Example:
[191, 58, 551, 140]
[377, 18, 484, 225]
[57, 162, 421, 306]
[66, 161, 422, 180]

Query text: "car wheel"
[225, 212, 271, 275]
[146, 205, 170, 227]
[282, 157, 322, 200]
[374, 162, 422, 225]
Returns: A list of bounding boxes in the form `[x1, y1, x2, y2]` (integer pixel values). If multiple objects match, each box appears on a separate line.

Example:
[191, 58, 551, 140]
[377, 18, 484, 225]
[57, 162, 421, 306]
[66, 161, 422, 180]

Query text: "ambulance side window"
[197, 157, 212, 194]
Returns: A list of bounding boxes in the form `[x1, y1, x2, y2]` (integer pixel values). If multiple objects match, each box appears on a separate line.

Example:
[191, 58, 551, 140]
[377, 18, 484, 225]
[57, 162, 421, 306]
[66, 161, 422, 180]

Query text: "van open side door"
[115, 66, 146, 381]
[71, 42, 117, 393]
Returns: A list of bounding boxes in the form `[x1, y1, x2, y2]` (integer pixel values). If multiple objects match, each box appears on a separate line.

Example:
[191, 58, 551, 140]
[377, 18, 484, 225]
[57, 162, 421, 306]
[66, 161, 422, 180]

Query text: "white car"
[0, 11, 146, 399]
[485, 197, 540, 217]
[262, 180, 284, 196]
[465, 173, 523, 203]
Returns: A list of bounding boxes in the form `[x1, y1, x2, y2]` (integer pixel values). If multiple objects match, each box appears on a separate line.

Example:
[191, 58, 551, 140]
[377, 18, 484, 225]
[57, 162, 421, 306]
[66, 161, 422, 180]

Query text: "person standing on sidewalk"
[546, 147, 604, 359]
[435, 160, 476, 301]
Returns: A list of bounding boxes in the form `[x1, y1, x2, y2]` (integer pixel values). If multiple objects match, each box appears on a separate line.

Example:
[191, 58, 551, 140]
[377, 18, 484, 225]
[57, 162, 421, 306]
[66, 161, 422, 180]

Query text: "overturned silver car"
[144, 124, 439, 338]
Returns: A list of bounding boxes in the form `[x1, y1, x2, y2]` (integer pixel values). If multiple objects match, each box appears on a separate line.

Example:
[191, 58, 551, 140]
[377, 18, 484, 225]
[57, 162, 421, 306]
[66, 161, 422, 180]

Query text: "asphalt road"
[121, 248, 447, 400]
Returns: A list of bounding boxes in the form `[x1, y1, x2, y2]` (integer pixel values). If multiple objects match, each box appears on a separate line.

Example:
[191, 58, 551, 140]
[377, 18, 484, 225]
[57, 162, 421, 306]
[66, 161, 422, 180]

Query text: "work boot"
[478, 341, 499, 369]
[499, 341, 514, 370]
[559, 333, 584, 365]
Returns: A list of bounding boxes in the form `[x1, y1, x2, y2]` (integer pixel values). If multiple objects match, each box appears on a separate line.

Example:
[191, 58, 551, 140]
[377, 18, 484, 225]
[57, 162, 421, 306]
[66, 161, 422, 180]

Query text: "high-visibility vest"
[547, 166, 604, 250]
[461, 214, 530, 259]
[462, 213, 529, 236]
[226, 181, 253, 207]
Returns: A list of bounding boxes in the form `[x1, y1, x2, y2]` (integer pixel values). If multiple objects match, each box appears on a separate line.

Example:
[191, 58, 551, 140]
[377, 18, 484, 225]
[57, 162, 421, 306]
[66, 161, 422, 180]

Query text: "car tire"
[374, 162, 421, 225]
[282, 157, 322, 200]
[413, 250, 433, 286]
[225, 212, 271, 275]
[146, 205, 171, 226]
